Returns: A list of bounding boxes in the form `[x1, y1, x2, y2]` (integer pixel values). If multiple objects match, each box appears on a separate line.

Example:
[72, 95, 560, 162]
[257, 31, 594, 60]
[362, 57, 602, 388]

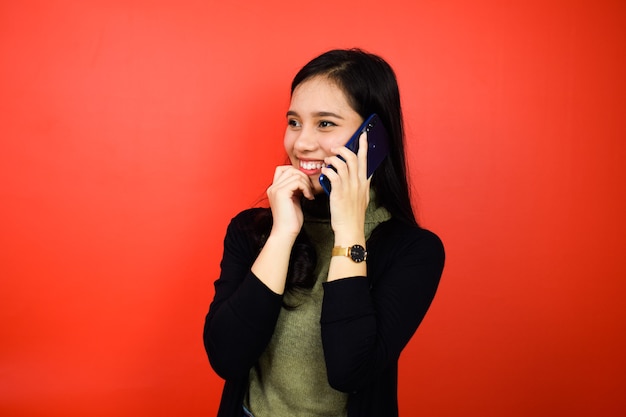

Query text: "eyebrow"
[286, 110, 345, 119]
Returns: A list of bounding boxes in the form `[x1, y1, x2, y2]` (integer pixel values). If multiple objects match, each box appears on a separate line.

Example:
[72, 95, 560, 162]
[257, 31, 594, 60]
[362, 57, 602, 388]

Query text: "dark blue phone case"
[319, 113, 390, 195]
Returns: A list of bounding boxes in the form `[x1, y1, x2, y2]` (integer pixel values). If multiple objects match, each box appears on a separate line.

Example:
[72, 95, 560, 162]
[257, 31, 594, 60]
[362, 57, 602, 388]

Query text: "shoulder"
[229, 207, 271, 228]
[366, 219, 445, 293]
[222, 208, 271, 254]
[367, 218, 445, 279]
[370, 218, 444, 257]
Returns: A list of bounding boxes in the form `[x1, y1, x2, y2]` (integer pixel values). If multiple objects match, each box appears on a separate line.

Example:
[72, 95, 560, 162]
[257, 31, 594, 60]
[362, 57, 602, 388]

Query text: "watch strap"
[331, 246, 351, 257]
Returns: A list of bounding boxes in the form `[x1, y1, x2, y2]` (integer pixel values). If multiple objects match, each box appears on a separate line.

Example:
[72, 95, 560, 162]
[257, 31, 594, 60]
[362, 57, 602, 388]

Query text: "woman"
[204, 49, 445, 417]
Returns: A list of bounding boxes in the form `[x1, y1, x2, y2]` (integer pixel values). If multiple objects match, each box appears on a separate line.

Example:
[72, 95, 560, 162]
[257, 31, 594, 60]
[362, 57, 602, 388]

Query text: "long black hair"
[255, 49, 417, 297]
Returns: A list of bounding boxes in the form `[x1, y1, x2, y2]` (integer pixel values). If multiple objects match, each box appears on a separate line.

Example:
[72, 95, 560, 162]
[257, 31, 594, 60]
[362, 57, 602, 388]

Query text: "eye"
[319, 120, 336, 128]
[287, 119, 301, 128]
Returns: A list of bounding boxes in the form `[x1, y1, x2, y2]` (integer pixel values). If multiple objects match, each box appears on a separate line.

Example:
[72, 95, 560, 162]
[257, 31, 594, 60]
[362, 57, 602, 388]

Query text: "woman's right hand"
[251, 165, 313, 295]
[266, 165, 315, 241]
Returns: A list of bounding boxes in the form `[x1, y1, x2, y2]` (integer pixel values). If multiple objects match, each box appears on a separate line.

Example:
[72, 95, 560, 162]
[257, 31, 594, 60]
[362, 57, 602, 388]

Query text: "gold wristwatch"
[331, 244, 367, 263]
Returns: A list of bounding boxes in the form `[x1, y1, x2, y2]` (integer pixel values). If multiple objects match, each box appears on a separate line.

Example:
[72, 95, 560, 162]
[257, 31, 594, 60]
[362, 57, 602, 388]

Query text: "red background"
[1, 1, 625, 416]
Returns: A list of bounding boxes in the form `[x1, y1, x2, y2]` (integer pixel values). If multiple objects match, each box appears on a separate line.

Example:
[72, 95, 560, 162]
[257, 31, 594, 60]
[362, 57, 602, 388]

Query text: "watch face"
[350, 245, 367, 263]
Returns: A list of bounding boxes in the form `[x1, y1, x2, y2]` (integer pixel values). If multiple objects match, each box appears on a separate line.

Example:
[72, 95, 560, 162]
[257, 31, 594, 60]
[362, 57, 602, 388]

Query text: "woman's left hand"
[321, 132, 371, 244]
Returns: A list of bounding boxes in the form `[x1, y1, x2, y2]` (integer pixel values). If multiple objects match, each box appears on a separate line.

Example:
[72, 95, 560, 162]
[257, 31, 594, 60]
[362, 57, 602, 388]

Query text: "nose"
[293, 127, 318, 153]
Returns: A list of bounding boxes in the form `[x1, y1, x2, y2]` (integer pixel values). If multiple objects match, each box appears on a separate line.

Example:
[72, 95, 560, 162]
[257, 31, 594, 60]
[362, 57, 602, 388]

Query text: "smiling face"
[284, 76, 364, 194]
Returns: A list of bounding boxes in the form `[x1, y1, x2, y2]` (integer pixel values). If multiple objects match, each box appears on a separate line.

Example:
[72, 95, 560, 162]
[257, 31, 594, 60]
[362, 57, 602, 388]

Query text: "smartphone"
[319, 113, 390, 195]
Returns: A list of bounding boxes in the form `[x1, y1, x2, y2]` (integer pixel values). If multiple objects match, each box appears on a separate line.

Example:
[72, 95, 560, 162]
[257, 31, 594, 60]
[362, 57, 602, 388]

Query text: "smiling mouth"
[300, 160, 325, 171]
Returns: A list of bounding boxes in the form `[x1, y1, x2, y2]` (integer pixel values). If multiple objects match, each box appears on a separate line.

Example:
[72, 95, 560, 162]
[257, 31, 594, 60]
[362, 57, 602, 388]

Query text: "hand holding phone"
[319, 113, 390, 195]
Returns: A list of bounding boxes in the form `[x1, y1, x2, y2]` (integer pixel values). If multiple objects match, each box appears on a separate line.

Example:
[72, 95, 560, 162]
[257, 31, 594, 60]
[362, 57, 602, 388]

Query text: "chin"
[311, 184, 325, 195]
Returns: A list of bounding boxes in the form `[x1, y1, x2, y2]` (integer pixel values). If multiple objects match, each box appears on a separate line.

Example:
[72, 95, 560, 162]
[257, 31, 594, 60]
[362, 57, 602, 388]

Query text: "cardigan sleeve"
[203, 209, 283, 380]
[320, 222, 445, 392]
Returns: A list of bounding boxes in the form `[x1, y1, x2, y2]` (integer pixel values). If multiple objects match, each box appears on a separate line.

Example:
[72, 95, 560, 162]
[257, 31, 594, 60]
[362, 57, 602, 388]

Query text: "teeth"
[300, 161, 324, 170]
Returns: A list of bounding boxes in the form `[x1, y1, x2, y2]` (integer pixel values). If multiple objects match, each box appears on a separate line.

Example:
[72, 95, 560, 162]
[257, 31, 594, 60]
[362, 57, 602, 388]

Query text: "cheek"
[283, 131, 294, 153]
[283, 132, 298, 164]
[324, 135, 348, 154]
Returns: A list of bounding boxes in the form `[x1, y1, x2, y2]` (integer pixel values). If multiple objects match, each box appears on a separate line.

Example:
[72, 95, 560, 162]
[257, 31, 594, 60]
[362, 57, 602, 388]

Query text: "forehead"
[289, 76, 354, 113]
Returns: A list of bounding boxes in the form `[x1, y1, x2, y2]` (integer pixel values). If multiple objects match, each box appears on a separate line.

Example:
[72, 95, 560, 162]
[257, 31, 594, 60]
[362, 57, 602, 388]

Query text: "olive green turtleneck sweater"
[245, 195, 391, 417]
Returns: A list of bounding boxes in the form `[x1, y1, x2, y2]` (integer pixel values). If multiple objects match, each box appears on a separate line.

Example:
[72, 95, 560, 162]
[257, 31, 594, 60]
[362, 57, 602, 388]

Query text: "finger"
[271, 168, 314, 200]
[320, 163, 339, 182]
[330, 143, 361, 184]
[357, 131, 368, 180]
[294, 175, 315, 200]
[324, 154, 349, 180]
[272, 165, 310, 189]
[272, 165, 296, 183]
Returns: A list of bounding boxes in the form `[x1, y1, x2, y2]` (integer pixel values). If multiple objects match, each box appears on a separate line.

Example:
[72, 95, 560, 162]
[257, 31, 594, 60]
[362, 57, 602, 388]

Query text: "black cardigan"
[204, 208, 445, 417]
